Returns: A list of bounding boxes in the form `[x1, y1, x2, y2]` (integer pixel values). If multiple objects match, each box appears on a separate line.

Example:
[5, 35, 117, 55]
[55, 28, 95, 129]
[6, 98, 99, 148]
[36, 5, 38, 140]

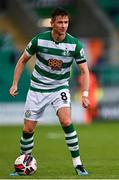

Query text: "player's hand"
[82, 96, 90, 108]
[9, 85, 18, 97]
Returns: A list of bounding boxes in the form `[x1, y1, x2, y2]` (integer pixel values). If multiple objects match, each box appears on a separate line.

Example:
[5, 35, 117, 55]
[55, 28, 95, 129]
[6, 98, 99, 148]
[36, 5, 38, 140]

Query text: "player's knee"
[23, 129, 34, 134]
[23, 126, 34, 134]
[60, 119, 71, 127]
[23, 120, 37, 133]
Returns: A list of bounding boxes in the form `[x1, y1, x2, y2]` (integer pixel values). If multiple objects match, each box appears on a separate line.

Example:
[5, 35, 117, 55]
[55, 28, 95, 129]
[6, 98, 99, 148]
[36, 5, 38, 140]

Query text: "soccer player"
[9, 8, 90, 176]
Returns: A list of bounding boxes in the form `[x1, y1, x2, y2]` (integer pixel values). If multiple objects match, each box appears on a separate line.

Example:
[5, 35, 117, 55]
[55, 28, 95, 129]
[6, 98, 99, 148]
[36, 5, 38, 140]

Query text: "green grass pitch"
[0, 121, 119, 179]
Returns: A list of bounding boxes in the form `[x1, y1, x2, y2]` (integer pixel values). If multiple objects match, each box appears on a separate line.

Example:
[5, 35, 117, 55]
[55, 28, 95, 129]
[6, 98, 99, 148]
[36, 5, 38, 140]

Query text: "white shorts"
[24, 89, 71, 121]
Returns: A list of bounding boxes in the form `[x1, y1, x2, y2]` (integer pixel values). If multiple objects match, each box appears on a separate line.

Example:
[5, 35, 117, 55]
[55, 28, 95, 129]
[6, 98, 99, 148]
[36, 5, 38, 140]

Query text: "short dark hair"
[51, 7, 69, 20]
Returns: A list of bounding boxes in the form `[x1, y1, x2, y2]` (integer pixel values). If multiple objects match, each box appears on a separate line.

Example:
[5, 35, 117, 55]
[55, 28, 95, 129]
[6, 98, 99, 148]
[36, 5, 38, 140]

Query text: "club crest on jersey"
[48, 58, 63, 71]
[62, 49, 70, 56]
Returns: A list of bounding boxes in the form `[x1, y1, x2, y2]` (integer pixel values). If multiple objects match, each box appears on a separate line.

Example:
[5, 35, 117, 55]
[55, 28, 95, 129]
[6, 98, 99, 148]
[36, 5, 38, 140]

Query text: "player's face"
[51, 15, 69, 35]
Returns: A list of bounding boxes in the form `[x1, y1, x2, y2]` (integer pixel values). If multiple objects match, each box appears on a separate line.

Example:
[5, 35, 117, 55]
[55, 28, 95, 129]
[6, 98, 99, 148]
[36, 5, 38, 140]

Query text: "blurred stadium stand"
[97, 0, 119, 30]
[0, 2, 31, 102]
[0, 0, 119, 124]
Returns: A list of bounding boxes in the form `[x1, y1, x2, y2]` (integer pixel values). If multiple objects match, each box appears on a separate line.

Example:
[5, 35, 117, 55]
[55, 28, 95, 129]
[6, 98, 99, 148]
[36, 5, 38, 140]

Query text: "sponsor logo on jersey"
[48, 58, 63, 71]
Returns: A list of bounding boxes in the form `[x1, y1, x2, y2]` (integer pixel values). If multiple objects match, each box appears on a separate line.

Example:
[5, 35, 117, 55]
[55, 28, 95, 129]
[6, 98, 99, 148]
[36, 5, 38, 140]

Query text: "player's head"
[50, 8, 69, 35]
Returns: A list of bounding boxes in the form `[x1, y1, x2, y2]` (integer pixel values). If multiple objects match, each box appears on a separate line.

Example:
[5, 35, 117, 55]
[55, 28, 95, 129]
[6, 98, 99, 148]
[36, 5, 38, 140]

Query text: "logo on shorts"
[25, 110, 31, 118]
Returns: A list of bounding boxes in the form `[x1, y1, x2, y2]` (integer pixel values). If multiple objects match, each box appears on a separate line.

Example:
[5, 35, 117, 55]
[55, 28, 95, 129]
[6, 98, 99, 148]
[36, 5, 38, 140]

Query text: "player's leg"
[10, 90, 45, 176]
[20, 90, 47, 154]
[57, 107, 88, 175]
[52, 89, 88, 175]
[10, 119, 37, 176]
[20, 119, 37, 155]
[57, 107, 81, 164]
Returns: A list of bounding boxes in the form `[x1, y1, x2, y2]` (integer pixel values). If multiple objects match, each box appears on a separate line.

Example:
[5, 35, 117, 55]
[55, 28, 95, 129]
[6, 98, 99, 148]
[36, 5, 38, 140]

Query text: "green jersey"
[25, 31, 86, 92]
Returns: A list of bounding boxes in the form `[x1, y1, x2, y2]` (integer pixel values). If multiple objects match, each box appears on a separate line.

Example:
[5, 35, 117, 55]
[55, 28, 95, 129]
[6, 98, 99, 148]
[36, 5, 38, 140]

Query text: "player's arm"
[9, 52, 30, 97]
[10, 35, 37, 97]
[78, 61, 90, 108]
[74, 39, 90, 108]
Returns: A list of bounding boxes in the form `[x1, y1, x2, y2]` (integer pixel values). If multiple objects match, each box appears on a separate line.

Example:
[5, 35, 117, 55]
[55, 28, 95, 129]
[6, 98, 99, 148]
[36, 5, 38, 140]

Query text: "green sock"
[62, 123, 80, 158]
[20, 131, 34, 154]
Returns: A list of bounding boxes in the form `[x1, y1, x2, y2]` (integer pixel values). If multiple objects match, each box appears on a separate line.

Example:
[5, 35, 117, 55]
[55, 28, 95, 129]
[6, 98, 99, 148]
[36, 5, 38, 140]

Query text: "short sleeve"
[74, 39, 86, 64]
[25, 36, 37, 57]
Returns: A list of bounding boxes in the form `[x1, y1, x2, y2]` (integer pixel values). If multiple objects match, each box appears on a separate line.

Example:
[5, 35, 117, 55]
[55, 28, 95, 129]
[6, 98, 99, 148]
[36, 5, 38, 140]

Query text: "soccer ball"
[14, 154, 37, 175]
